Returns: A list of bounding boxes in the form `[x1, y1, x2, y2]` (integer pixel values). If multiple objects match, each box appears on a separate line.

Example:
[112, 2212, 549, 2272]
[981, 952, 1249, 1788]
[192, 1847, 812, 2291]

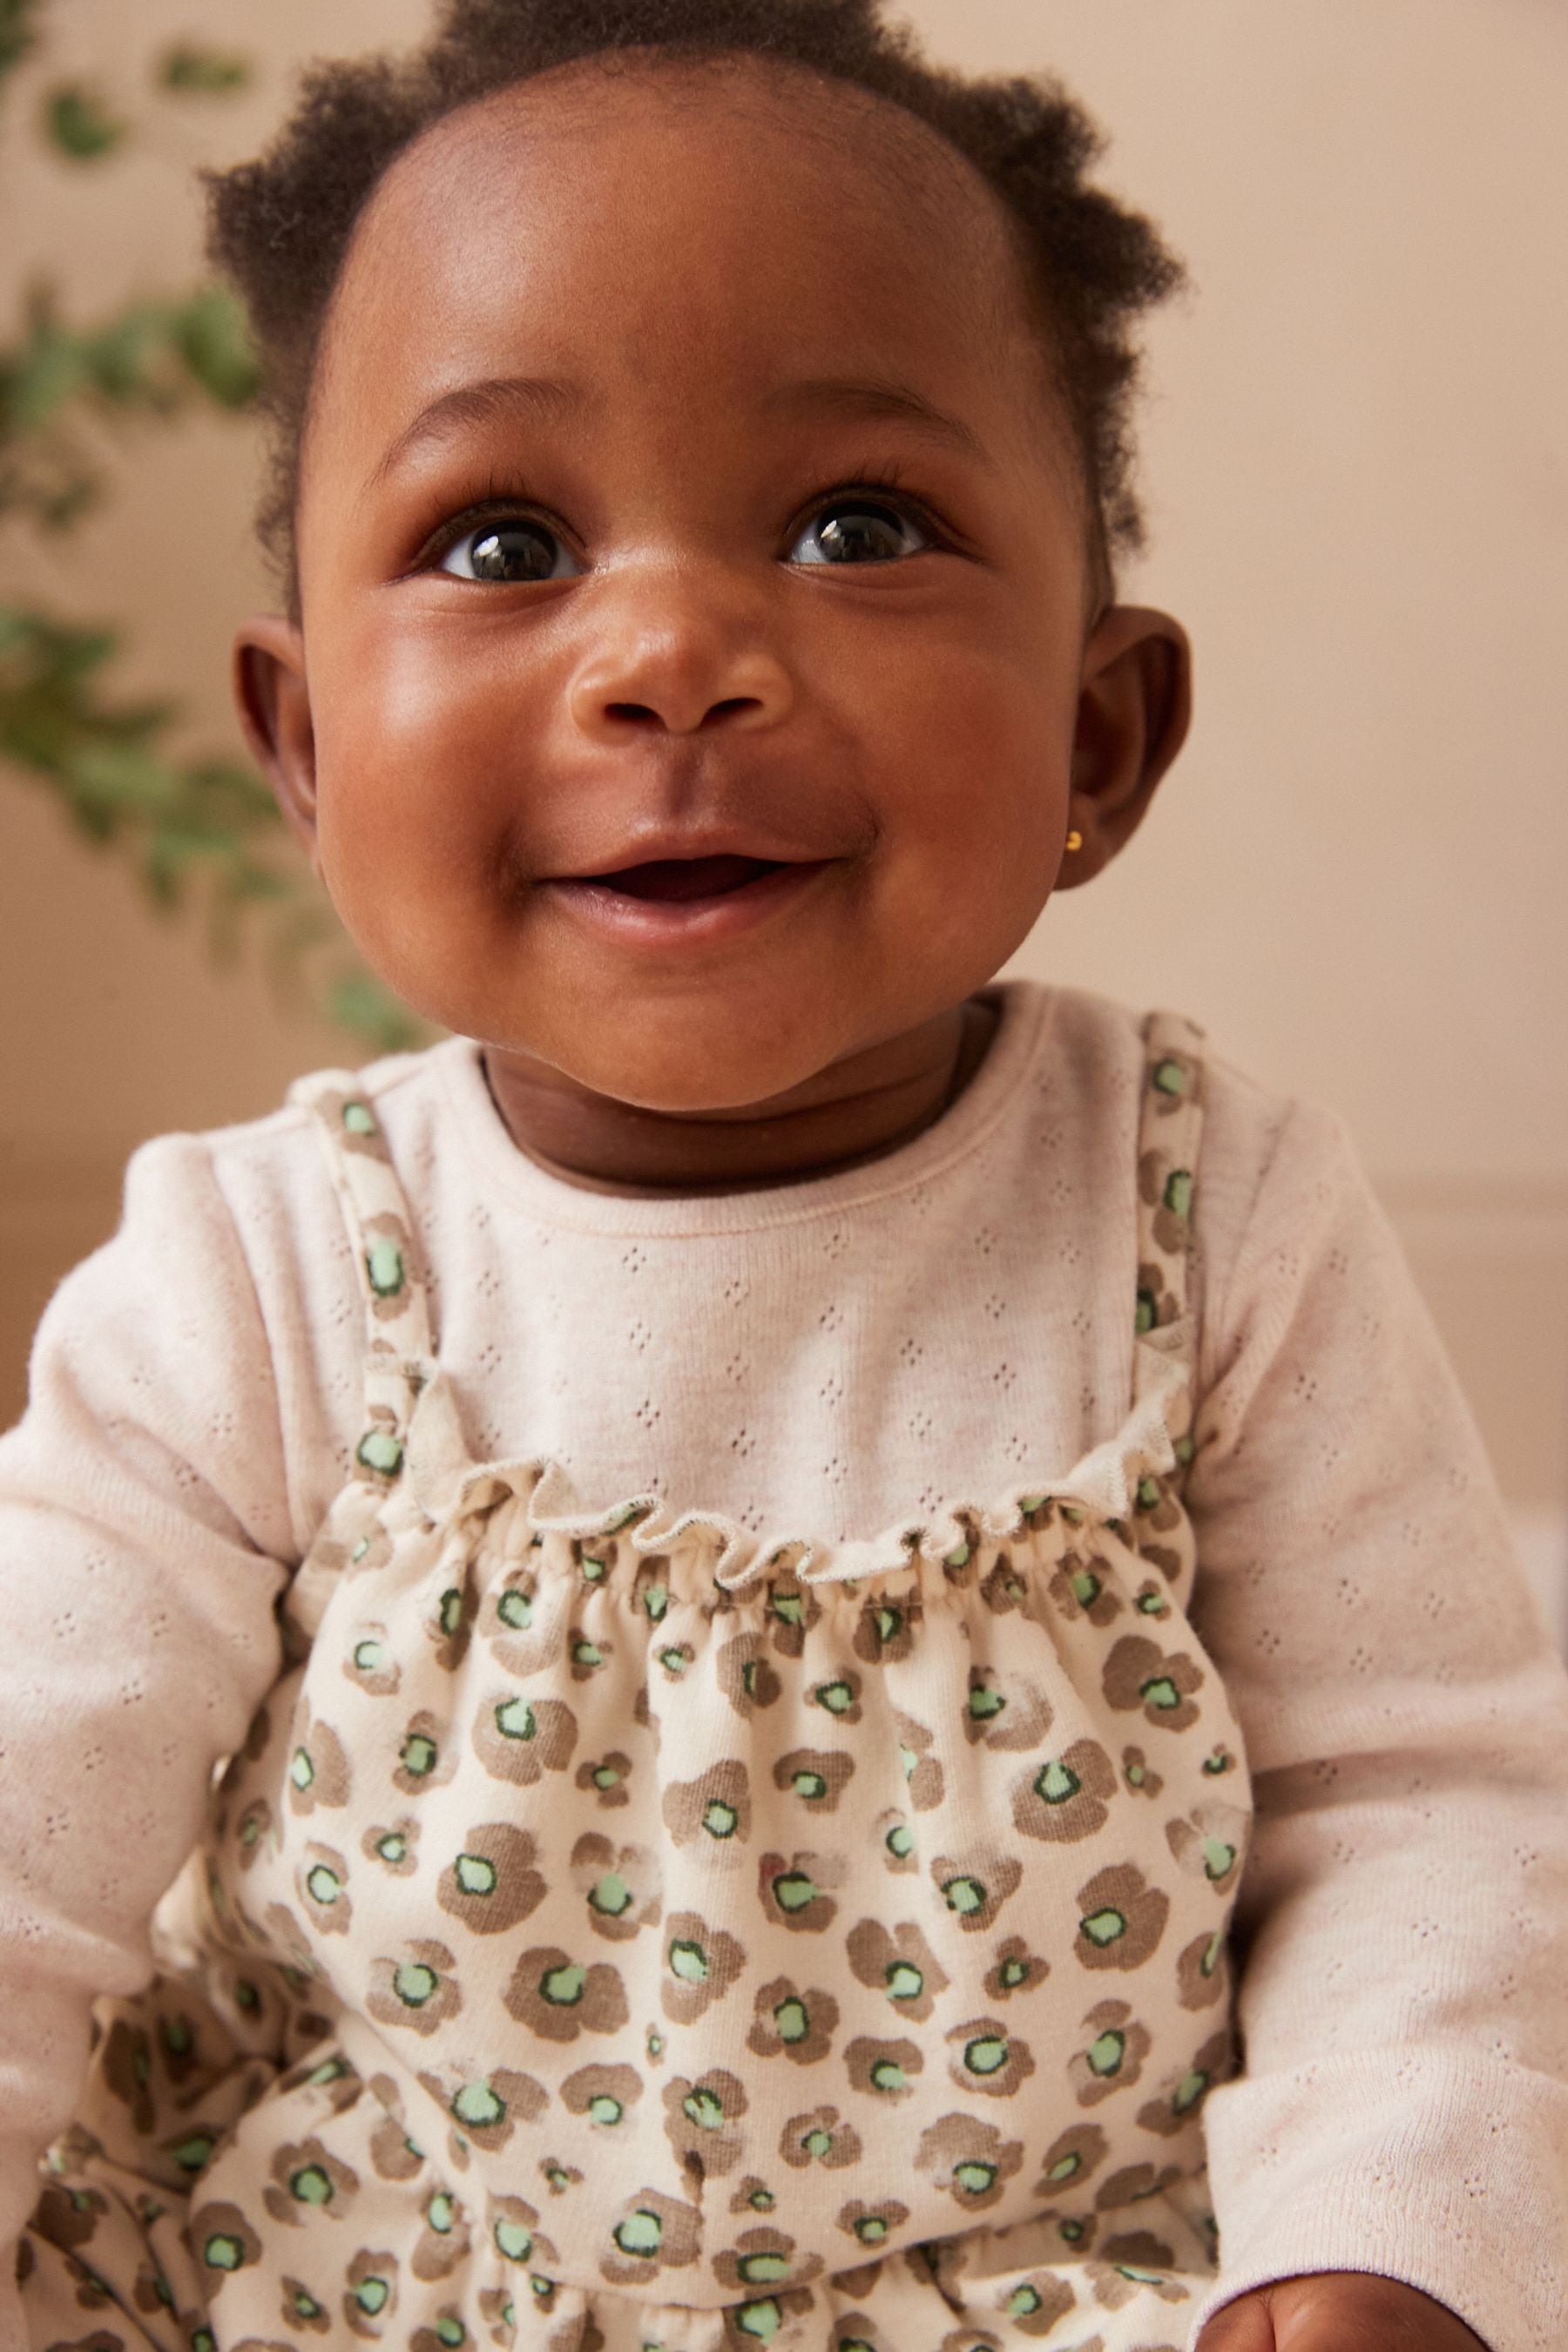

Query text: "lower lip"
[542, 861, 834, 948]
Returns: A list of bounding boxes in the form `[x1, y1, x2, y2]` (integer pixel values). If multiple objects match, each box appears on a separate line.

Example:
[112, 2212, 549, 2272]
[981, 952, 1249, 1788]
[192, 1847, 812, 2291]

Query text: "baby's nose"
[566, 584, 794, 738]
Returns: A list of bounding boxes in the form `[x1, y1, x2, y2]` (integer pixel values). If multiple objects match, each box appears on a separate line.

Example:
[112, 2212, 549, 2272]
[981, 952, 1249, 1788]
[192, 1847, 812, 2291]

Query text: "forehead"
[315, 54, 1058, 460]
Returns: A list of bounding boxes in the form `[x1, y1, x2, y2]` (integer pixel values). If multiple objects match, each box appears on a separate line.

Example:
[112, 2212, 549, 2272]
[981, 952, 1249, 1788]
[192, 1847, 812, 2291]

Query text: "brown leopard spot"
[1032, 2122, 1105, 2204]
[1120, 1746, 1164, 1800]
[761, 1573, 821, 1657]
[1073, 1862, 1169, 1970]
[1175, 1927, 1230, 2011]
[1093, 2159, 1182, 2210]
[929, 1848, 1024, 1933]
[1067, 1997, 1152, 2107]
[367, 1939, 463, 2038]
[471, 1691, 578, 1786]
[576, 1748, 633, 1808]
[362, 1815, 420, 1876]
[773, 1746, 855, 1812]
[711, 2223, 824, 2295]
[845, 1918, 950, 2023]
[1047, 1555, 1125, 1630]
[715, 1629, 782, 1716]
[297, 1842, 352, 1936]
[758, 1848, 841, 1933]
[663, 1759, 752, 1853]
[416, 2063, 547, 2152]
[563, 2061, 644, 2134]
[962, 1665, 1053, 1752]
[850, 1587, 921, 1667]
[943, 2015, 1037, 2099]
[780, 2102, 862, 2169]
[1010, 1737, 1118, 1844]
[843, 2035, 923, 2099]
[504, 1945, 629, 2042]
[1134, 2028, 1233, 2138]
[983, 1933, 1050, 2001]
[261, 2135, 360, 2227]
[662, 2067, 748, 2177]
[30, 2180, 109, 2253]
[914, 2112, 1024, 2211]
[1164, 1801, 1247, 1895]
[598, 2186, 703, 2287]
[661, 1910, 747, 2024]
[569, 1829, 661, 1943]
[235, 1796, 274, 1868]
[101, 2021, 156, 2135]
[191, 2198, 261, 2295]
[410, 2184, 471, 2281]
[436, 1821, 545, 1933]
[835, 2195, 909, 2255]
[426, 1564, 479, 1672]
[286, 1706, 352, 1815]
[747, 1975, 841, 2065]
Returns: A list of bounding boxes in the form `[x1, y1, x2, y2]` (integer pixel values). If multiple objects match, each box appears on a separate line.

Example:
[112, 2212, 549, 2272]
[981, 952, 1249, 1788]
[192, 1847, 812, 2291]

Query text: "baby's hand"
[1195, 2271, 1489, 2350]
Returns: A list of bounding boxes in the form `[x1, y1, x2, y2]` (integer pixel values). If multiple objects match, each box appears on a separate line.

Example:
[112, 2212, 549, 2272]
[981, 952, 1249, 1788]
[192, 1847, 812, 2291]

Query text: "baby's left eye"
[787, 498, 931, 566]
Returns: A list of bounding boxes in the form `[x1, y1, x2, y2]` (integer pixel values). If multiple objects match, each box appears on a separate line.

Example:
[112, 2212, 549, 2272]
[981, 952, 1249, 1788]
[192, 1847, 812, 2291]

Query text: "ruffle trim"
[397, 1332, 1193, 1592]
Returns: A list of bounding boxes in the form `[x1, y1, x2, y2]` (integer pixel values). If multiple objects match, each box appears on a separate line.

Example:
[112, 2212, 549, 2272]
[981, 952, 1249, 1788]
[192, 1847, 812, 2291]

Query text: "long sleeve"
[1182, 1098, 1568, 2352]
[0, 1134, 295, 2347]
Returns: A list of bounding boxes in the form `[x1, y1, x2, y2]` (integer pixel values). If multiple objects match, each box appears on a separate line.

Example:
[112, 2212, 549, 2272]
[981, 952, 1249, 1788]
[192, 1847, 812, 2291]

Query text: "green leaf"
[44, 83, 126, 160]
[0, 0, 43, 86]
[158, 43, 250, 96]
[169, 287, 259, 409]
[326, 971, 423, 1055]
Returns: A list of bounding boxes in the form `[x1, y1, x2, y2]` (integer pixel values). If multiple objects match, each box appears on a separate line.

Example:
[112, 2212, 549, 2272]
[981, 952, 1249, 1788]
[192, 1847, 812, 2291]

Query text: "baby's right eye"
[437, 518, 580, 583]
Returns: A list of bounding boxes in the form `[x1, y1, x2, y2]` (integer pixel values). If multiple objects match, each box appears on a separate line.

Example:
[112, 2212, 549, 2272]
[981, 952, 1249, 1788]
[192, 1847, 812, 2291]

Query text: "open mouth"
[579, 855, 791, 902]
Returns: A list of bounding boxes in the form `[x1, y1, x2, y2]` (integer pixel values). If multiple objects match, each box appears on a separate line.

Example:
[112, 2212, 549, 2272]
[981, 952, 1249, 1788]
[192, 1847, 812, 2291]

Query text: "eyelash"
[412, 456, 948, 573]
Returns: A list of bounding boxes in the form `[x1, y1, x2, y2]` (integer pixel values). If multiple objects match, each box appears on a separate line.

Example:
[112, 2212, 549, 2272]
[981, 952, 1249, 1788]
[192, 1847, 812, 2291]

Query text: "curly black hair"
[205, 0, 1187, 614]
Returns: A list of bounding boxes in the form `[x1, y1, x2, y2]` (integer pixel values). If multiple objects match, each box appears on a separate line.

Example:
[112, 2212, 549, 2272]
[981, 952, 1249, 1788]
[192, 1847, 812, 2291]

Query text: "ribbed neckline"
[430, 979, 1053, 1239]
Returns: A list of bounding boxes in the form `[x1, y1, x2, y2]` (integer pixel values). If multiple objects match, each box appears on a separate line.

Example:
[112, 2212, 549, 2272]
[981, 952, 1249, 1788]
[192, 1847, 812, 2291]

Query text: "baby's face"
[279, 58, 1112, 1110]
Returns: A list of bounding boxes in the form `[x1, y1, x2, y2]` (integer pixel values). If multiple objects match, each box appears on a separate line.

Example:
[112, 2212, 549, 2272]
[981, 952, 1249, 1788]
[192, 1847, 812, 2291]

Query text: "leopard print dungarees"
[21, 1011, 1250, 2352]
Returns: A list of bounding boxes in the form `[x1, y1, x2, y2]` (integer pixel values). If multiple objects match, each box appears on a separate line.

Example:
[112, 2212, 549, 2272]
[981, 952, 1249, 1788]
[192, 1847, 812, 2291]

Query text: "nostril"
[605, 701, 659, 722]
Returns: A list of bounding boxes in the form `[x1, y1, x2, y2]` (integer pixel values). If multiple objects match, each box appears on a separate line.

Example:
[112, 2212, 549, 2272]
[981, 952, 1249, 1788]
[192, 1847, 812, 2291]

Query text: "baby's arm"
[0, 1132, 294, 2343]
[1180, 1095, 1568, 2352]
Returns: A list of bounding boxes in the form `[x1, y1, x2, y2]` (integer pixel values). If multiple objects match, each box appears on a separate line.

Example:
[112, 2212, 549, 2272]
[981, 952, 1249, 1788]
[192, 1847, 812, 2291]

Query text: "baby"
[2, 3, 1565, 2349]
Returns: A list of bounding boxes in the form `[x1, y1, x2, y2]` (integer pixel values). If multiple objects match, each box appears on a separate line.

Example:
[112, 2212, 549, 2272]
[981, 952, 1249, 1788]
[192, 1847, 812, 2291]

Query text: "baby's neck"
[479, 995, 1001, 1200]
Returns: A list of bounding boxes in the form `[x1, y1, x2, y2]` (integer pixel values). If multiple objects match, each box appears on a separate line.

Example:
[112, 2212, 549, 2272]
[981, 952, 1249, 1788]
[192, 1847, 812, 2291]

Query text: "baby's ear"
[233, 615, 320, 868]
[1058, 605, 1192, 887]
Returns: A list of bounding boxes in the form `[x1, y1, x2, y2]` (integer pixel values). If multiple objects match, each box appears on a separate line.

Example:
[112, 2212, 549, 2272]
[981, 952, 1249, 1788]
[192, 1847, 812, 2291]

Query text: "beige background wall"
[2, 5, 1565, 1544]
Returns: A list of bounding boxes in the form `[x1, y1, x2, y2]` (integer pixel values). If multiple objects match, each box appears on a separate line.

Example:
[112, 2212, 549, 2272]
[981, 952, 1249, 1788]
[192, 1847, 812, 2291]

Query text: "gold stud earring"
[1064, 828, 1084, 854]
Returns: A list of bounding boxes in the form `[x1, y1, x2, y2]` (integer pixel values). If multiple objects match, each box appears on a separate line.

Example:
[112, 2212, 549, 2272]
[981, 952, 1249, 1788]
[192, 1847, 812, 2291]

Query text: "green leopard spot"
[967, 1684, 1005, 1720]
[394, 1961, 438, 2007]
[233, 1979, 259, 2011]
[944, 1541, 971, 1568]
[739, 2253, 790, 2283]
[774, 1996, 809, 2043]
[495, 2218, 534, 2261]
[702, 1800, 739, 1838]
[1046, 2153, 1081, 2181]
[592, 1763, 622, 1788]
[455, 1852, 496, 1895]
[659, 1646, 689, 1674]
[572, 1639, 604, 1667]
[803, 2128, 833, 2158]
[436, 1588, 463, 1635]
[1202, 1747, 1231, 1774]
[1173, 2068, 1210, 2112]
[1136, 1477, 1161, 1511]
[354, 1637, 386, 1673]
[770, 1592, 803, 1625]
[530, 2276, 554, 2299]
[885, 1822, 914, 1859]
[643, 1583, 669, 1620]
[452, 2080, 504, 2128]
[1126, 1762, 1146, 1787]
[1134, 1289, 1158, 1336]
[204, 2233, 245, 2272]
[999, 1955, 1028, 1988]
[963, 2033, 1009, 2076]
[1136, 1591, 1165, 1614]
[954, 2161, 997, 2194]
[869, 2059, 907, 2092]
[543, 1962, 586, 2004]
[591, 1871, 633, 1916]
[377, 1832, 407, 1864]
[1201, 1838, 1236, 1879]
[1117, 2264, 1166, 2285]
[1036, 1758, 1081, 1804]
[580, 1554, 606, 1581]
[816, 1679, 854, 1714]
[942, 1875, 985, 1916]
[1200, 1932, 1222, 1977]
[1087, 2029, 1125, 2076]
[171, 2134, 214, 2173]
[1080, 1907, 1127, 1946]
[162, 2017, 192, 2054]
[402, 1732, 438, 1775]
[791, 1770, 827, 1800]
[749, 2188, 774, 2210]
[193, 2333, 216, 2352]
[356, 1429, 402, 1476]
[589, 2095, 624, 2125]
[773, 1870, 818, 1911]
[428, 2192, 455, 2233]
[305, 1864, 341, 1907]
[495, 1697, 534, 1740]
[342, 1100, 377, 1133]
[1071, 1571, 1101, 1606]
[1175, 1433, 1197, 1466]
[308, 2057, 348, 2085]
[885, 1961, 923, 2001]
[872, 1606, 902, 1643]
[613, 2209, 662, 2255]
[1139, 1676, 1180, 1710]
[1152, 1057, 1186, 1098]
[646, 2031, 664, 2057]
[289, 1747, 314, 1790]
[350, 1535, 370, 1563]
[735, 2300, 781, 2342]
[669, 1938, 708, 1983]
[366, 1239, 403, 1296]
[854, 2215, 888, 2243]
[684, 2089, 725, 2130]
[497, 1588, 533, 1630]
[1058, 2218, 1085, 2243]
[289, 2164, 334, 2206]
[1163, 1169, 1193, 1219]
[239, 1815, 260, 1848]
[1007, 2285, 1044, 2315]
[436, 2321, 466, 2349]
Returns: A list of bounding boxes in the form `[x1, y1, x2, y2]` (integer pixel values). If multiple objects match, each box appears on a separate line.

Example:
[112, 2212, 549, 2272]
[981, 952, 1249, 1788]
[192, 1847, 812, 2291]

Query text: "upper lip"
[545, 827, 835, 881]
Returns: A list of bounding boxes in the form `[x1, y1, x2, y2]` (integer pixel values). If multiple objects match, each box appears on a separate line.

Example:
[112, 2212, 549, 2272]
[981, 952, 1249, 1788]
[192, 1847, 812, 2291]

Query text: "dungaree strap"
[287, 1069, 435, 1489]
[1131, 1009, 1207, 1475]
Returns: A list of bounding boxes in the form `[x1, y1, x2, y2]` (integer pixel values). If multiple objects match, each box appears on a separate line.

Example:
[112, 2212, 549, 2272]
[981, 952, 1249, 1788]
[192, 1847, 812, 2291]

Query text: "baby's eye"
[787, 497, 931, 567]
[437, 517, 580, 583]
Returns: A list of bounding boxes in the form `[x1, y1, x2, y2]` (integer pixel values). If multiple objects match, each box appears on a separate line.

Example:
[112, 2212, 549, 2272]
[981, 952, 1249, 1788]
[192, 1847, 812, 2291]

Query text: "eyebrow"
[368, 375, 589, 490]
